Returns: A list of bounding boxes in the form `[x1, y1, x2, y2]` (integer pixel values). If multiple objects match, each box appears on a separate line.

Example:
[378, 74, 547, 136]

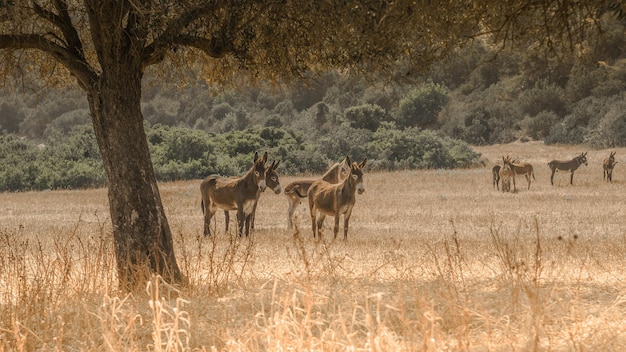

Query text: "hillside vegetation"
[1, 16, 625, 191]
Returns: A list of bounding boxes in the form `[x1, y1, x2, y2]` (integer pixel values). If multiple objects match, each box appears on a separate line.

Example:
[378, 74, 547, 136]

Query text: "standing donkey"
[603, 151, 617, 182]
[283, 157, 349, 229]
[200, 151, 268, 237]
[308, 157, 366, 240]
[510, 160, 536, 190]
[548, 152, 588, 186]
[224, 160, 281, 232]
[499, 156, 515, 192]
[492, 165, 501, 190]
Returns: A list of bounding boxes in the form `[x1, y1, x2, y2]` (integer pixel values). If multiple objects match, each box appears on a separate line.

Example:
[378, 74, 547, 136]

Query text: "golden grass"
[1, 142, 626, 351]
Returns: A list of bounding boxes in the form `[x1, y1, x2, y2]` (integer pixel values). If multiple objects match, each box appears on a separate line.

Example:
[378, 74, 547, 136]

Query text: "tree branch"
[0, 34, 96, 88]
[141, 3, 222, 67]
[32, 1, 86, 59]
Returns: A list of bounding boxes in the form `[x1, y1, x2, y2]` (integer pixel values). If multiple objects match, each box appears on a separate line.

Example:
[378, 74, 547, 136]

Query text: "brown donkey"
[224, 160, 281, 232]
[200, 151, 268, 237]
[548, 152, 588, 186]
[308, 157, 366, 240]
[492, 165, 501, 190]
[603, 151, 617, 182]
[510, 160, 536, 190]
[283, 157, 349, 229]
[499, 156, 516, 192]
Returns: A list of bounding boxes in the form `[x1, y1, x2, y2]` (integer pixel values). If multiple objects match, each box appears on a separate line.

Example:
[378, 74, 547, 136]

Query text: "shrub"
[516, 82, 568, 118]
[315, 124, 372, 162]
[368, 126, 481, 169]
[210, 102, 234, 120]
[522, 111, 559, 140]
[344, 104, 387, 131]
[395, 82, 449, 129]
[590, 101, 626, 147]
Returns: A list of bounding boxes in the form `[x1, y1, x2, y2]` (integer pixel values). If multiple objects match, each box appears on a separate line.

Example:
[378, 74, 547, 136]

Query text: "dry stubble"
[1, 142, 626, 350]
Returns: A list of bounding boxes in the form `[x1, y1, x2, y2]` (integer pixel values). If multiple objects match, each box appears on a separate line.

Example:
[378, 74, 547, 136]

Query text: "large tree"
[0, 1, 619, 291]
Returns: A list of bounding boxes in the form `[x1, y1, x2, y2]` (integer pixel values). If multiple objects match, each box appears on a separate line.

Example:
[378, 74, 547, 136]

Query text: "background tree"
[0, 1, 619, 291]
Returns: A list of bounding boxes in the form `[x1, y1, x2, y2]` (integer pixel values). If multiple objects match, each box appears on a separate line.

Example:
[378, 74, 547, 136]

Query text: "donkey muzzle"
[258, 180, 267, 192]
[357, 183, 365, 194]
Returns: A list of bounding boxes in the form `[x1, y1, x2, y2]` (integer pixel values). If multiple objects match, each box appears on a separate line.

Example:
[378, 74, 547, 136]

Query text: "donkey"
[200, 151, 268, 237]
[308, 157, 366, 240]
[283, 157, 349, 229]
[492, 165, 501, 190]
[603, 151, 617, 183]
[499, 156, 516, 192]
[510, 160, 536, 190]
[548, 152, 588, 186]
[224, 160, 281, 232]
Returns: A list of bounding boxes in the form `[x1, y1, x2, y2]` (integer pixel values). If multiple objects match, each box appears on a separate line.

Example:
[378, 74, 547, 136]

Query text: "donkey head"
[265, 160, 282, 194]
[609, 151, 617, 165]
[252, 151, 268, 192]
[578, 152, 588, 166]
[346, 156, 367, 194]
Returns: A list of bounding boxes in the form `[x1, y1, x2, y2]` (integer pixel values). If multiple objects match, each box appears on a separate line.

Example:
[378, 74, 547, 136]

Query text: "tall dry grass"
[1, 142, 626, 351]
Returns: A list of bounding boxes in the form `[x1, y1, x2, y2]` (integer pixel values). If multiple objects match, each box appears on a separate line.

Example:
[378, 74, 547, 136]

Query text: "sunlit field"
[1, 142, 626, 351]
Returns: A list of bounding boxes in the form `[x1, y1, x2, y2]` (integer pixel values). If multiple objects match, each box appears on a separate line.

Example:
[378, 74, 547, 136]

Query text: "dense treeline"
[1, 16, 625, 191]
[0, 123, 479, 191]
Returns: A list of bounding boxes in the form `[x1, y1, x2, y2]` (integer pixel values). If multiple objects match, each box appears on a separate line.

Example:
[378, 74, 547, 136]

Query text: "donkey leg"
[203, 201, 213, 236]
[570, 172, 574, 185]
[526, 174, 531, 190]
[550, 170, 555, 186]
[224, 211, 230, 232]
[333, 213, 341, 239]
[237, 209, 246, 237]
[317, 214, 326, 238]
[244, 213, 252, 237]
[287, 196, 298, 229]
[343, 210, 353, 240]
[250, 203, 257, 230]
[204, 209, 216, 237]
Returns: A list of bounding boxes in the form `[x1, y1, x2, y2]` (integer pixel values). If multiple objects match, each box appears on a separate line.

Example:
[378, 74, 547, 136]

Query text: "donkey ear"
[359, 158, 367, 168]
[262, 151, 268, 163]
[345, 156, 352, 166]
[273, 160, 280, 170]
[254, 151, 259, 162]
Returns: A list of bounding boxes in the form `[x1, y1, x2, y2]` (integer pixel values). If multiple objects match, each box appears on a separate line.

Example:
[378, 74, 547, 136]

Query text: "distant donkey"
[499, 156, 515, 192]
[492, 165, 501, 190]
[548, 152, 588, 186]
[510, 160, 536, 190]
[603, 151, 617, 183]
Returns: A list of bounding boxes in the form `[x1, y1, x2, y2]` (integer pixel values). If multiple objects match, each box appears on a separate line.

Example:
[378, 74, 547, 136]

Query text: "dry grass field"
[1, 142, 626, 351]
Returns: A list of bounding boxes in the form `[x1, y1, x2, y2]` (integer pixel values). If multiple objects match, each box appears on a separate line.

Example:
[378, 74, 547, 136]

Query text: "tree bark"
[86, 66, 183, 292]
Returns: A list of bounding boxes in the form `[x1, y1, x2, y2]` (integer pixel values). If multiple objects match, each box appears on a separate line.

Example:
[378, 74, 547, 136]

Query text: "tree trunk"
[86, 67, 183, 292]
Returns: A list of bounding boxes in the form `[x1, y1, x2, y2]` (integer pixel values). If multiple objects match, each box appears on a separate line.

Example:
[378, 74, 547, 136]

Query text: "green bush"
[395, 81, 449, 129]
[591, 101, 626, 147]
[316, 124, 372, 163]
[522, 111, 559, 140]
[368, 126, 480, 169]
[516, 82, 568, 118]
[344, 104, 387, 131]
